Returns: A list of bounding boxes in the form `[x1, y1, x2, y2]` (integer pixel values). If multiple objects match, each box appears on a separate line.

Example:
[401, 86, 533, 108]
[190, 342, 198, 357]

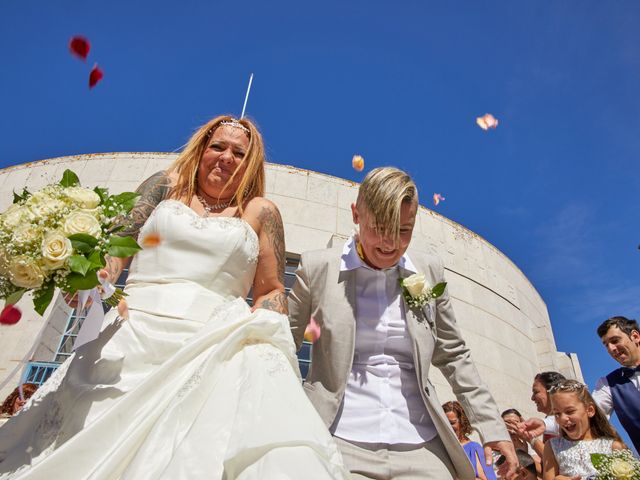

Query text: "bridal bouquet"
[0, 169, 141, 315]
[590, 450, 640, 480]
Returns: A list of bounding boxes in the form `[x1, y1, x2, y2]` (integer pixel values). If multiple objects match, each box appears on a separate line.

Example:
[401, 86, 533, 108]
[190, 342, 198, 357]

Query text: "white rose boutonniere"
[400, 273, 446, 309]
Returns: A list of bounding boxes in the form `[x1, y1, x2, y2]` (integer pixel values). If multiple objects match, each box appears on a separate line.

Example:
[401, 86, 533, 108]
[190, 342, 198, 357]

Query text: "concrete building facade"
[0, 153, 582, 422]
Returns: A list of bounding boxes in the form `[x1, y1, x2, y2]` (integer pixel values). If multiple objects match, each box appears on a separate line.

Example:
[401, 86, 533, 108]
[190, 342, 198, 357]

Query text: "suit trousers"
[334, 435, 456, 480]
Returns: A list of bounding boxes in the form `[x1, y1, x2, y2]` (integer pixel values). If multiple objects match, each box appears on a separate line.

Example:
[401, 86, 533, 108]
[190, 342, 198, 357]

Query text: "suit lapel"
[330, 266, 357, 376]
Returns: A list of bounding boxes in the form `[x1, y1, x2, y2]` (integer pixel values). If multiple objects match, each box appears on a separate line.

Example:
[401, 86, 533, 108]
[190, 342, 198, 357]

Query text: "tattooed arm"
[246, 198, 287, 315]
[102, 171, 173, 284]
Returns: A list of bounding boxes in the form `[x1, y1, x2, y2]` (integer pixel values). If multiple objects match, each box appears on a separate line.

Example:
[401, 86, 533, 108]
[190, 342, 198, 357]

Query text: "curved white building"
[0, 153, 582, 422]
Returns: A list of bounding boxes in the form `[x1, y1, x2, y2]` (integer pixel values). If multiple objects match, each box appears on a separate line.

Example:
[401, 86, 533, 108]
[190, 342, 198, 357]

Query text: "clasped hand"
[63, 269, 129, 319]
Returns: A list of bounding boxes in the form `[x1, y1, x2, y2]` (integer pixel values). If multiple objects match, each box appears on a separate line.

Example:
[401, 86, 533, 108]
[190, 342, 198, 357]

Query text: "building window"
[22, 361, 59, 386]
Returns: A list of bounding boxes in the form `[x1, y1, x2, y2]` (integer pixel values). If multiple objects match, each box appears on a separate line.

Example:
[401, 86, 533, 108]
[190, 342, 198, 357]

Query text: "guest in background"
[501, 409, 542, 476]
[444, 401, 497, 480]
[542, 379, 626, 480]
[594, 316, 640, 452]
[0, 383, 38, 426]
[516, 371, 567, 455]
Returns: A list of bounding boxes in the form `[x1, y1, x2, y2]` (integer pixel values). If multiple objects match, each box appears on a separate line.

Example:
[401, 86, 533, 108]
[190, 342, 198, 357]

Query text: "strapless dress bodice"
[126, 200, 258, 301]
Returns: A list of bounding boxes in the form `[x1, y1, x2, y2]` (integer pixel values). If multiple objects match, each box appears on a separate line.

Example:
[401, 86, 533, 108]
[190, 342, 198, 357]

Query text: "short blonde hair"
[168, 115, 265, 214]
[356, 167, 418, 240]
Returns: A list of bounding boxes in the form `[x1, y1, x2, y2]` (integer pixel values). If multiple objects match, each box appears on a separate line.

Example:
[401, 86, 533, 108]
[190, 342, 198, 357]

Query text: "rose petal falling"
[303, 317, 321, 343]
[89, 64, 104, 89]
[433, 193, 445, 206]
[476, 113, 499, 131]
[69, 36, 90, 61]
[352, 155, 365, 172]
[141, 232, 162, 248]
[0, 304, 22, 325]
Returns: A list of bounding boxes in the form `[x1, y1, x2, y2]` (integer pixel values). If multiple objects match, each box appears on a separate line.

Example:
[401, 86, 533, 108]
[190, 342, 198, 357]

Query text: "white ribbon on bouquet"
[68, 276, 116, 351]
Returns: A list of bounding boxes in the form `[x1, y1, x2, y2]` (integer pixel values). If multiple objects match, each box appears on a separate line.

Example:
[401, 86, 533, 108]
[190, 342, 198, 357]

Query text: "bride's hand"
[98, 270, 129, 320]
[63, 292, 93, 310]
[117, 297, 129, 320]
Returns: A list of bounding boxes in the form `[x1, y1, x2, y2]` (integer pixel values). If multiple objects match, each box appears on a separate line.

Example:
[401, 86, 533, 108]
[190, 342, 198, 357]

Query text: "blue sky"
[2, 0, 639, 438]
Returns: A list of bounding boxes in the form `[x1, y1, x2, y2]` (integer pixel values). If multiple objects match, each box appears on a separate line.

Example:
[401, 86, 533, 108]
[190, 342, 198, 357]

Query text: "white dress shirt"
[331, 236, 437, 444]
[592, 370, 640, 418]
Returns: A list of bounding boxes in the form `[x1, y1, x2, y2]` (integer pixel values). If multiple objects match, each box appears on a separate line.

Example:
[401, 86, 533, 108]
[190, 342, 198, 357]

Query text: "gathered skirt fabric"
[0, 284, 348, 479]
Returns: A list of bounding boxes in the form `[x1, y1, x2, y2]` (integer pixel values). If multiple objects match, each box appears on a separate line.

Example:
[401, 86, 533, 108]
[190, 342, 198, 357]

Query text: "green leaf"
[65, 271, 100, 293]
[33, 282, 55, 316]
[93, 186, 109, 203]
[88, 250, 106, 269]
[107, 235, 141, 258]
[590, 453, 605, 469]
[107, 224, 126, 234]
[68, 255, 93, 276]
[12, 188, 30, 204]
[68, 233, 99, 254]
[5, 289, 26, 305]
[60, 169, 80, 188]
[432, 282, 447, 298]
[110, 192, 140, 213]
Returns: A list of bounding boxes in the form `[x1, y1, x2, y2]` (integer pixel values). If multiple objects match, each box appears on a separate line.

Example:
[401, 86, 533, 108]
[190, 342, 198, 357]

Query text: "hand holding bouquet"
[0, 169, 141, 315]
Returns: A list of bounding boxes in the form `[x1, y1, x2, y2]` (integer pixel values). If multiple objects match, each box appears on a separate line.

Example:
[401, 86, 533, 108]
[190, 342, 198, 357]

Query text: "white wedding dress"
[0, 200, 349, 479]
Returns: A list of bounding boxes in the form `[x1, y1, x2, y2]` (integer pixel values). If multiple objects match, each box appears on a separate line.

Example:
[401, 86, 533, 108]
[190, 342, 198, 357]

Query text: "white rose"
[65, 187, 101, 209]
[8, 256, 45, 289]
[79, 206, 103, 219]
[41, 231, 73, 270]
[63, 211, 102, 237]
[25, 191, 53, 205]
[28, 198, 67, 218]
[403, 273, 426, 297]
[610, 458, 634, 479]
[1, 204, 34, 229]
[12, 224, 41, 245]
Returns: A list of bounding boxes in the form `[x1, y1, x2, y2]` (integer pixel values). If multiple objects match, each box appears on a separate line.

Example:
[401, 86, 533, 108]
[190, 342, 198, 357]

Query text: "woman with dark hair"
[0, 383, 38, 426]
[531, 372, 566, 416]
[505, 372, 568, 461]
[0, 116, 349, 479]
[443, 401, 497, 480]
[501, 409, 542, 477]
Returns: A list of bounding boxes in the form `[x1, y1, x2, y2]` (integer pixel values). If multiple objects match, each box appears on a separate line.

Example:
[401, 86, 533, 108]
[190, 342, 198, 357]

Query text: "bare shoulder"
[120, 170, 173, 239]
[612, 439, 627, 450]
[245, 197, 280, 216]
[244, 197, 283, 233]
[244, 197, 285, 279]
[138, 170, 174, 190]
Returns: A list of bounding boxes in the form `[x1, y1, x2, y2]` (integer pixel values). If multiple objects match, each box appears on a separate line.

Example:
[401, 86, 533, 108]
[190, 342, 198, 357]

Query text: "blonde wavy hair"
[356, 167, 418, 240]
[168, 115, 265, 215]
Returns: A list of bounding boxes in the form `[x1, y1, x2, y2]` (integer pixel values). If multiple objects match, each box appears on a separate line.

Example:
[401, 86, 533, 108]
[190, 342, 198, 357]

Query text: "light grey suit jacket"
[288, 245, 510, 480]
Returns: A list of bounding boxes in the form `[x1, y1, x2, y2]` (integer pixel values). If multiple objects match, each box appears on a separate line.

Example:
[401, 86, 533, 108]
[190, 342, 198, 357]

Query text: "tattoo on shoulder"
[257, 292, 288, 314]
[119, 171, 172, 239]
[258, 204, 285, 283]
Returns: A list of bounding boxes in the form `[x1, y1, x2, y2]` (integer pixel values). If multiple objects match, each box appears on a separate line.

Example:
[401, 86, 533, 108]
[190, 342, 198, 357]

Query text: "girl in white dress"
[0, 116, 349, 479]
[542, 379, 626, 479]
